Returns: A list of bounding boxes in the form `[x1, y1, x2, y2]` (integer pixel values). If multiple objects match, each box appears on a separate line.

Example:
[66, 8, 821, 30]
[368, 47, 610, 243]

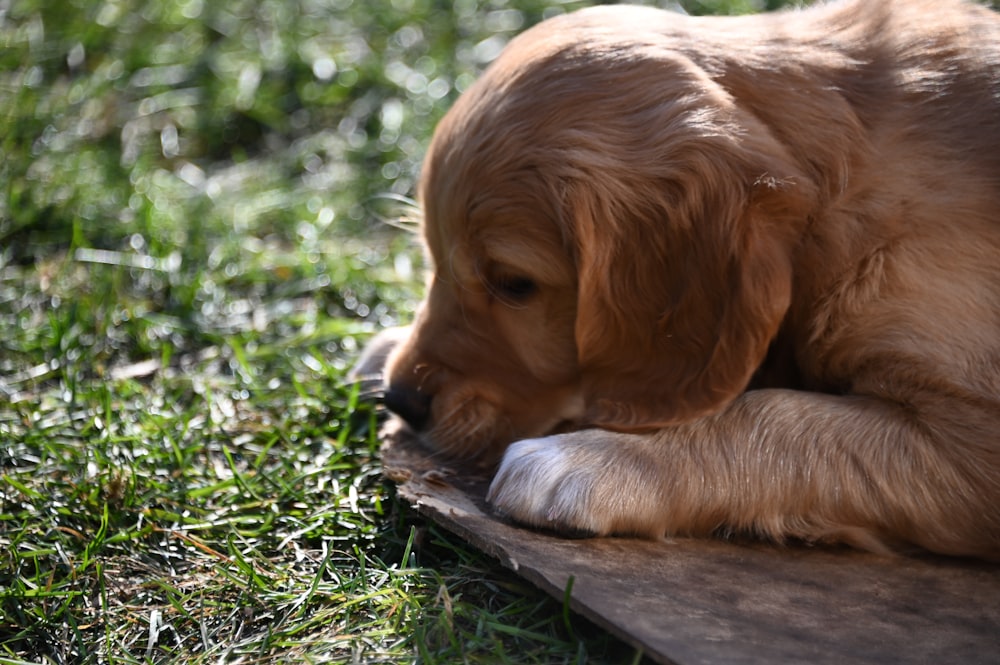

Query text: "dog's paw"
[486, 431, 667, 538]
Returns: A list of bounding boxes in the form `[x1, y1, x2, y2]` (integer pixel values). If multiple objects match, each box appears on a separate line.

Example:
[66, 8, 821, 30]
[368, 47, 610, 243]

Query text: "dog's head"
[385, 6, 817, 465]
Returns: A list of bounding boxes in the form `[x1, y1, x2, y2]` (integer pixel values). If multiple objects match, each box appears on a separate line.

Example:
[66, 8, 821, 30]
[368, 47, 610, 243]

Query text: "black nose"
[384, 386, 432, 431]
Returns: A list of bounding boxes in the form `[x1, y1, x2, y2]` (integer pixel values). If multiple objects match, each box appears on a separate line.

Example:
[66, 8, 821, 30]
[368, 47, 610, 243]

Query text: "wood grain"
[381, 424, 1000, 665]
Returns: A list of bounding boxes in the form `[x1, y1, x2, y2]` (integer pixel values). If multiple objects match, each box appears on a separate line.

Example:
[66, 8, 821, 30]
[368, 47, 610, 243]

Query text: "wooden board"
[380, 424, 1000, 665]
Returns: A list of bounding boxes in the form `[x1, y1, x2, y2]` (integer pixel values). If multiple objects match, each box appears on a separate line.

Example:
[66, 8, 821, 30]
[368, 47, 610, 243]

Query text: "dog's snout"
[384, 386, 432, 431]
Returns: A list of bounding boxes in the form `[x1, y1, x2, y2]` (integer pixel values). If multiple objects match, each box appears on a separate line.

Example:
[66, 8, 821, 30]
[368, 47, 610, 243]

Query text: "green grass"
[2, 0, 794, 662]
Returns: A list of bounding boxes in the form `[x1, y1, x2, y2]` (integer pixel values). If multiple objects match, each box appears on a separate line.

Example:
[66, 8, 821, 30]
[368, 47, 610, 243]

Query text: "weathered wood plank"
[381, 426, 1000, 665]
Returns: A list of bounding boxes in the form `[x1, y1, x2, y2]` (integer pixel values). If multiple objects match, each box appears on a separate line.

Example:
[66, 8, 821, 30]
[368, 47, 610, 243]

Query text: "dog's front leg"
[487, 388, 1000, 559]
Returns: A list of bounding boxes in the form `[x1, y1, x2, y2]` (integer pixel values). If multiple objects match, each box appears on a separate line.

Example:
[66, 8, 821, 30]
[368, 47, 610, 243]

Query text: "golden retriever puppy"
[372, 0, 1000, 559]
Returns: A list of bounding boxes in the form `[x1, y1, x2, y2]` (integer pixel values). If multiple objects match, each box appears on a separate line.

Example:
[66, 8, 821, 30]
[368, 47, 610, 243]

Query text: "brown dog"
[367, 0, 1000, 559]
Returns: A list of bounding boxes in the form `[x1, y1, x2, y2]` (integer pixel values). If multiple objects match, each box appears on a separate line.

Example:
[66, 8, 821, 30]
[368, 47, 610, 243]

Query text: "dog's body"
[369, 0, 1000, 559]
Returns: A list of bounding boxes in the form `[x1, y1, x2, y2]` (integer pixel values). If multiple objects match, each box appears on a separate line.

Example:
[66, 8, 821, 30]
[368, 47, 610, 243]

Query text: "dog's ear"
[571, 109, 817, 430]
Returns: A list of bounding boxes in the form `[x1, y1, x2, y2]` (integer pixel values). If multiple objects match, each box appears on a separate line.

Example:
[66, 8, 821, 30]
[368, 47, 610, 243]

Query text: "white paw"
[486, 431, 665, 537]
[487, 435, 598, 533]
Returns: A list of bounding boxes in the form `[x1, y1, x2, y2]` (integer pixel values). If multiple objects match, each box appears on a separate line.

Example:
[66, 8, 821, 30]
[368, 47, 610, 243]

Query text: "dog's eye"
[491, 274, 537, 302]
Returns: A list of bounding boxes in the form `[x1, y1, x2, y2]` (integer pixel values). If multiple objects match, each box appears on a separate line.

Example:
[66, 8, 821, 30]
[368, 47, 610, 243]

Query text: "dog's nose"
[384, 386, 432, 431]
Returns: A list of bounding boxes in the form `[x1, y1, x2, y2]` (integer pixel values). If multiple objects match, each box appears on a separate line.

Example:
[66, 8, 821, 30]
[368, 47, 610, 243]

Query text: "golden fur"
[371, 0, 1000, 559]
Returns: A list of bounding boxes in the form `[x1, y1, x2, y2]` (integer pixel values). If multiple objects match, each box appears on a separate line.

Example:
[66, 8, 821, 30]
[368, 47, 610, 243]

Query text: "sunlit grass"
[1, 0, 795, 661]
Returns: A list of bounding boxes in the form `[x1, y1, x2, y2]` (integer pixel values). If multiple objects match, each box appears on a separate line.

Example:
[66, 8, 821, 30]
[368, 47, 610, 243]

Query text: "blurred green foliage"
[1, 0, 798, 258]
